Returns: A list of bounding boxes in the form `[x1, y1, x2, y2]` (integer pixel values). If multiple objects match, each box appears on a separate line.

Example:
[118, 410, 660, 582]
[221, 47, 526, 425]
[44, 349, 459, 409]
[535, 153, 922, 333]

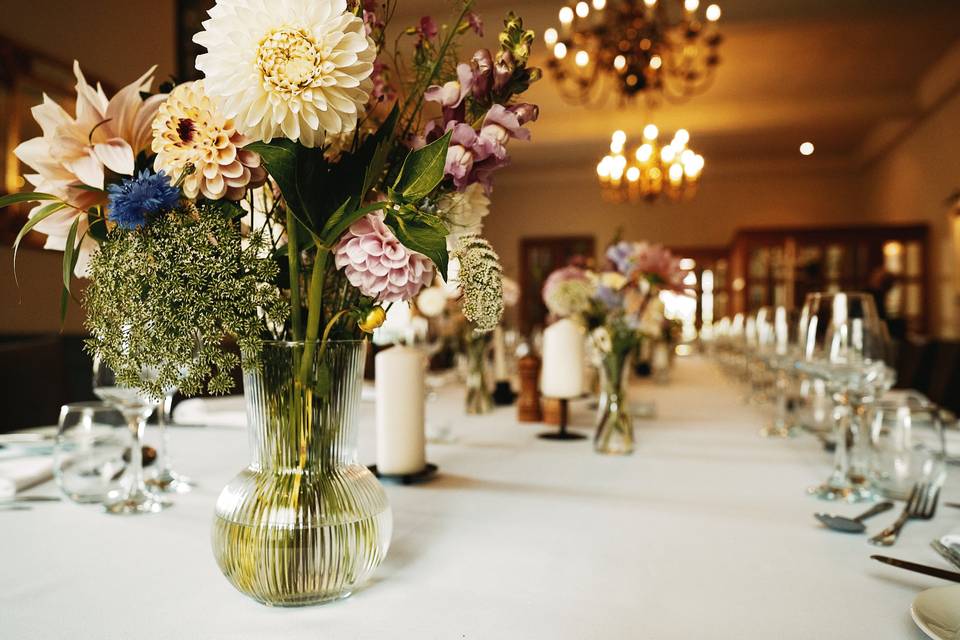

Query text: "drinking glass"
[54, 402, 128, 504]
[146, 386, 194, 494]
[799, 292, 895, 502]
[93, 359, 170, 514]
[869, 399, 947, 500]
[760, 306, 801, 438]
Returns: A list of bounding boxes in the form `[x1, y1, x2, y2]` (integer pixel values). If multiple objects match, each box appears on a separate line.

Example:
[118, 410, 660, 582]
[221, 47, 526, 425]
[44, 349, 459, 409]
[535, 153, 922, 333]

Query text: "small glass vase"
[464, 332, 493, 415]
[212, 341, 392, 607]
[595, 347, 635, 455]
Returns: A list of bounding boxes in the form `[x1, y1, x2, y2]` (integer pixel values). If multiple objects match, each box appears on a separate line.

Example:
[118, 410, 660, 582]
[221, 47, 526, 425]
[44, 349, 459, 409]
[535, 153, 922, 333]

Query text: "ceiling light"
[800, 142, 815, 156]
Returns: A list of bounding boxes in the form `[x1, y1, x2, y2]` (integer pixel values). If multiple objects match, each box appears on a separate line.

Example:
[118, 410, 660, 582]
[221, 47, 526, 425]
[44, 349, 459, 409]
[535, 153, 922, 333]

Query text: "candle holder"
[493, 381, 517, 405]
[368, 463, 439, 486]
[538, 398, 586, 441]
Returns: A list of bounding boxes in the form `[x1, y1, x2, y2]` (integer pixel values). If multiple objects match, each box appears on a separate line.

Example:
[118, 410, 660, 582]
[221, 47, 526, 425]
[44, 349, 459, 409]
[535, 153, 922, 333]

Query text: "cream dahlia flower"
[13, 62, 164, 276]
[193, 0, 377, 147]
[152, 81, 266, 201]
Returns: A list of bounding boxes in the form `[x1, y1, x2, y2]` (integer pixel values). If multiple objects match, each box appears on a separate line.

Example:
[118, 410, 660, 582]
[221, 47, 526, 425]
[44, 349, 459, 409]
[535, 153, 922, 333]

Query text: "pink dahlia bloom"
[335, 212, 434, 303]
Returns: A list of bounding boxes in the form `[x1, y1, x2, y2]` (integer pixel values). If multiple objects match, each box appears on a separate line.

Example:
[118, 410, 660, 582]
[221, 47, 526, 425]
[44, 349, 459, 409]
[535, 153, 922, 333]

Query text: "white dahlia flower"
[193, 0, 377, 147]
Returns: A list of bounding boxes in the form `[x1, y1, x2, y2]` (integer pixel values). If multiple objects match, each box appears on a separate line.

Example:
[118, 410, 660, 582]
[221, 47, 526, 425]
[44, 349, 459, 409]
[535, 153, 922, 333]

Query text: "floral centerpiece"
[3, 0, 540, 606]
[542, 241, 688, 454]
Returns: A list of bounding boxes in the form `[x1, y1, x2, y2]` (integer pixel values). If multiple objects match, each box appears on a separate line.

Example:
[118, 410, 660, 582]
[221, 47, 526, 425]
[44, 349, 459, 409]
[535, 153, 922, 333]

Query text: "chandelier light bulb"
[545, 28, 559, 45]
[597, 127, 704, 204]
[592, 0, 606, 9]
[706, 4, 722, 21]
[684, 0, 700, 12]
[644, 0, 657, 7]
[669, 163, 684, 183]
[614, 55, 627, 71]
[597, 157, 611, 179]
[554, 42, 568, 59]
[575, 50, 590, 67]
[649, 55, 663, 70]
[559, 6, 575, 24]
[576, 1, 590, 18]
[800, 142, 815, 156]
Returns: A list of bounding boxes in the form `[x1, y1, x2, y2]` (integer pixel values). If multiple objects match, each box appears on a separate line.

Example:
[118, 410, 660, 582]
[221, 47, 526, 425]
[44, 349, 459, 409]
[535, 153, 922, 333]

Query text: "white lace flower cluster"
[452, 235, 504, 333]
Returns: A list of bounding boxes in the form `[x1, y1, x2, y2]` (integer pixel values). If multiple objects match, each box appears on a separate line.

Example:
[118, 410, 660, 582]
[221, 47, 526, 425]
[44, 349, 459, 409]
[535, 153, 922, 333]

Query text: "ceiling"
[393, 0, 960, 173]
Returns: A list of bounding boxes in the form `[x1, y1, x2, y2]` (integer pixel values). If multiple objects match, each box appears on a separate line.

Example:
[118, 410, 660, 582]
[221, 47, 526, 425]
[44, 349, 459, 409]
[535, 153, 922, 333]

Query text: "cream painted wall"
[862, 89, 960, 337]
[486, 165, 863, 278]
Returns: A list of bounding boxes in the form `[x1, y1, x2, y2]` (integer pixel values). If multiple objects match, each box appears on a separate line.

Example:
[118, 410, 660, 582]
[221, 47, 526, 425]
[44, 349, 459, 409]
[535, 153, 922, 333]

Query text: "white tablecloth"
[1, 357, 951, 639]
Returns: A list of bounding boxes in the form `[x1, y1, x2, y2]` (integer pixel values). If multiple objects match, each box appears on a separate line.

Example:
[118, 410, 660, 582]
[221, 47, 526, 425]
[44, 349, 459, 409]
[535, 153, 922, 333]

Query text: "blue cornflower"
[107, 170, 181, 230]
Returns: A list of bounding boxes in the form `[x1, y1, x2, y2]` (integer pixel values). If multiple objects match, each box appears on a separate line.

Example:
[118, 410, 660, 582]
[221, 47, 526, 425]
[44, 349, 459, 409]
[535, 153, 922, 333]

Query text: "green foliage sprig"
[84, 203, 288, 400]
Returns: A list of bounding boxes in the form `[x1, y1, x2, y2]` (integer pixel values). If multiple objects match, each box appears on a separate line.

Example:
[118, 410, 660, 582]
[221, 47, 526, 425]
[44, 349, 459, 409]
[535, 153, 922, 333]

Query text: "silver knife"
[871, 555, 960, 583]
[931, 540, 960, 571]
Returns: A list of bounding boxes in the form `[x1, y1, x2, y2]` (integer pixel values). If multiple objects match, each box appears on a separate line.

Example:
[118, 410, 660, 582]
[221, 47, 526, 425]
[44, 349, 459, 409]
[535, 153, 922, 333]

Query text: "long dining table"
[0, 355, 951, 639]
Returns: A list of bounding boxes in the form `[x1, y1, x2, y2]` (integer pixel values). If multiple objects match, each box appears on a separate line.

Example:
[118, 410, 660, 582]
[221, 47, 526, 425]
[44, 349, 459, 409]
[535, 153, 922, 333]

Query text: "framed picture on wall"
[176, 0, 214, 82]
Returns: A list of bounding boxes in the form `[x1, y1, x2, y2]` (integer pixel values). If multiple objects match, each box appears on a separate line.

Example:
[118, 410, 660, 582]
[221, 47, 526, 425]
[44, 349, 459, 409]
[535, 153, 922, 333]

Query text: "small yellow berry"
[358, 307, 387, 334]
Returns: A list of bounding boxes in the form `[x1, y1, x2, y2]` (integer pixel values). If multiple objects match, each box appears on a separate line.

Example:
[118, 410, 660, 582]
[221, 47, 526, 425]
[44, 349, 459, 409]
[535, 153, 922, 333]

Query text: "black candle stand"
[538, 398, 587, 441]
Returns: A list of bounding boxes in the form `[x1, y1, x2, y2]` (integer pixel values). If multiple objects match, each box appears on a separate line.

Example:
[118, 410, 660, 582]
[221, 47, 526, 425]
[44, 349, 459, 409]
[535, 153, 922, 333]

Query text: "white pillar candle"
[493, 327, 509, 381]
[375, 345, 426, 475]
[540, 319, 585, 399]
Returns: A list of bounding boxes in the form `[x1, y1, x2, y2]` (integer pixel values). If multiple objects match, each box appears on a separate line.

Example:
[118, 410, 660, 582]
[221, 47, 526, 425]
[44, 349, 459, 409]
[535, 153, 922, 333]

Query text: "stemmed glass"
[799, 292, 895, 502]
[760, 306, 800, 438]
[93, 358, 170, 514]
[146, 385, 195, 494]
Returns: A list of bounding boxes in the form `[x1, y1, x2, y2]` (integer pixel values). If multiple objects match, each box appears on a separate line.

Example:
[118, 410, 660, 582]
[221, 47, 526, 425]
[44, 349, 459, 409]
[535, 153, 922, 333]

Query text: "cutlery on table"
[815, 501, 894, 533]
[0, 496, 61, 504]
[0, 504, 32, 512]
[945, 502, 960, 509]
[871, 555, 960, 583]
[931, 539, 960, 571]
[868, 483, 940, 547]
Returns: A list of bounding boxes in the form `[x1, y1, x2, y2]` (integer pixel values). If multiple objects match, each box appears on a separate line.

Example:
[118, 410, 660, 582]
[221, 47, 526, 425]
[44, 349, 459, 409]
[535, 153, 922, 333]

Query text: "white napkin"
[173, 396, 247, 428]
[0, 456, 54, 499]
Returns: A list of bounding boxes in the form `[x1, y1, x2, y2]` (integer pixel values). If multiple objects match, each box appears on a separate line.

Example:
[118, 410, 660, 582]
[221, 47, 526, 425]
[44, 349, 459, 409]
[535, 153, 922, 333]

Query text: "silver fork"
[869, 483, 940, 547]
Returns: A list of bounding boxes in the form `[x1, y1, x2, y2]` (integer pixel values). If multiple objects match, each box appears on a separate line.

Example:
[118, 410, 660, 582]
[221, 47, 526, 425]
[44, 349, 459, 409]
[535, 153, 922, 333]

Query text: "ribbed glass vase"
[212, 341, 391, 607]
[594, 347, 635, 455]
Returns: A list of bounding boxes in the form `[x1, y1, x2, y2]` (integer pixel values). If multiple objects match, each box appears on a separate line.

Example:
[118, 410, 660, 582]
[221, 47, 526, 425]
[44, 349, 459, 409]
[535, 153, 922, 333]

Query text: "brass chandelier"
[596, 125, 704, 203]
[544, 0, 722, 106]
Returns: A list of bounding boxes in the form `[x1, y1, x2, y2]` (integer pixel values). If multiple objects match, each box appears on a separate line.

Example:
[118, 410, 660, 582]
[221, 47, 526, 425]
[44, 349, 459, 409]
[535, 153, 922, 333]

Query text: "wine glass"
[146, 385, 195, 494]
[799, 292, 895, 502]
[760, 306, 800, 438]
[93, 358, 170, 515]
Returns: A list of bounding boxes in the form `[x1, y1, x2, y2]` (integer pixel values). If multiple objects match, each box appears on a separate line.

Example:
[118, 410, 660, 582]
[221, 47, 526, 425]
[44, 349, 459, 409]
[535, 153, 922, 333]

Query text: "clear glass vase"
[464, 333, 493, 415]
[212, 341, 392, 607]
[594, 348, 635, 455]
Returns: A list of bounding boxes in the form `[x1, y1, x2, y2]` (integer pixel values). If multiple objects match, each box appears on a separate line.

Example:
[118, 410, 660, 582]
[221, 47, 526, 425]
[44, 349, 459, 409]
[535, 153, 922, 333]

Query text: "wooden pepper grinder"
[517, 354, 543, 423]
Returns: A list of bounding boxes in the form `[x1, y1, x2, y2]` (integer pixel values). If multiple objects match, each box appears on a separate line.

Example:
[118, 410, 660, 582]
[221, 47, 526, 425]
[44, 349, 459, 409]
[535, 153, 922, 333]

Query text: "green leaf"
[245, 140, 316, 232]
[360, 105, 400, 197]
[67, 183, 105, 194]
[60, 285, 70, 329]
[87, 214, 109, 242]
[392, 131, 453, 202]
[12, 201, 69, 286]
[0, 192, 60, 209]
[384, 207, 450, 279]
[62, 217, 80, 293]
[14, 201, 68, 251]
